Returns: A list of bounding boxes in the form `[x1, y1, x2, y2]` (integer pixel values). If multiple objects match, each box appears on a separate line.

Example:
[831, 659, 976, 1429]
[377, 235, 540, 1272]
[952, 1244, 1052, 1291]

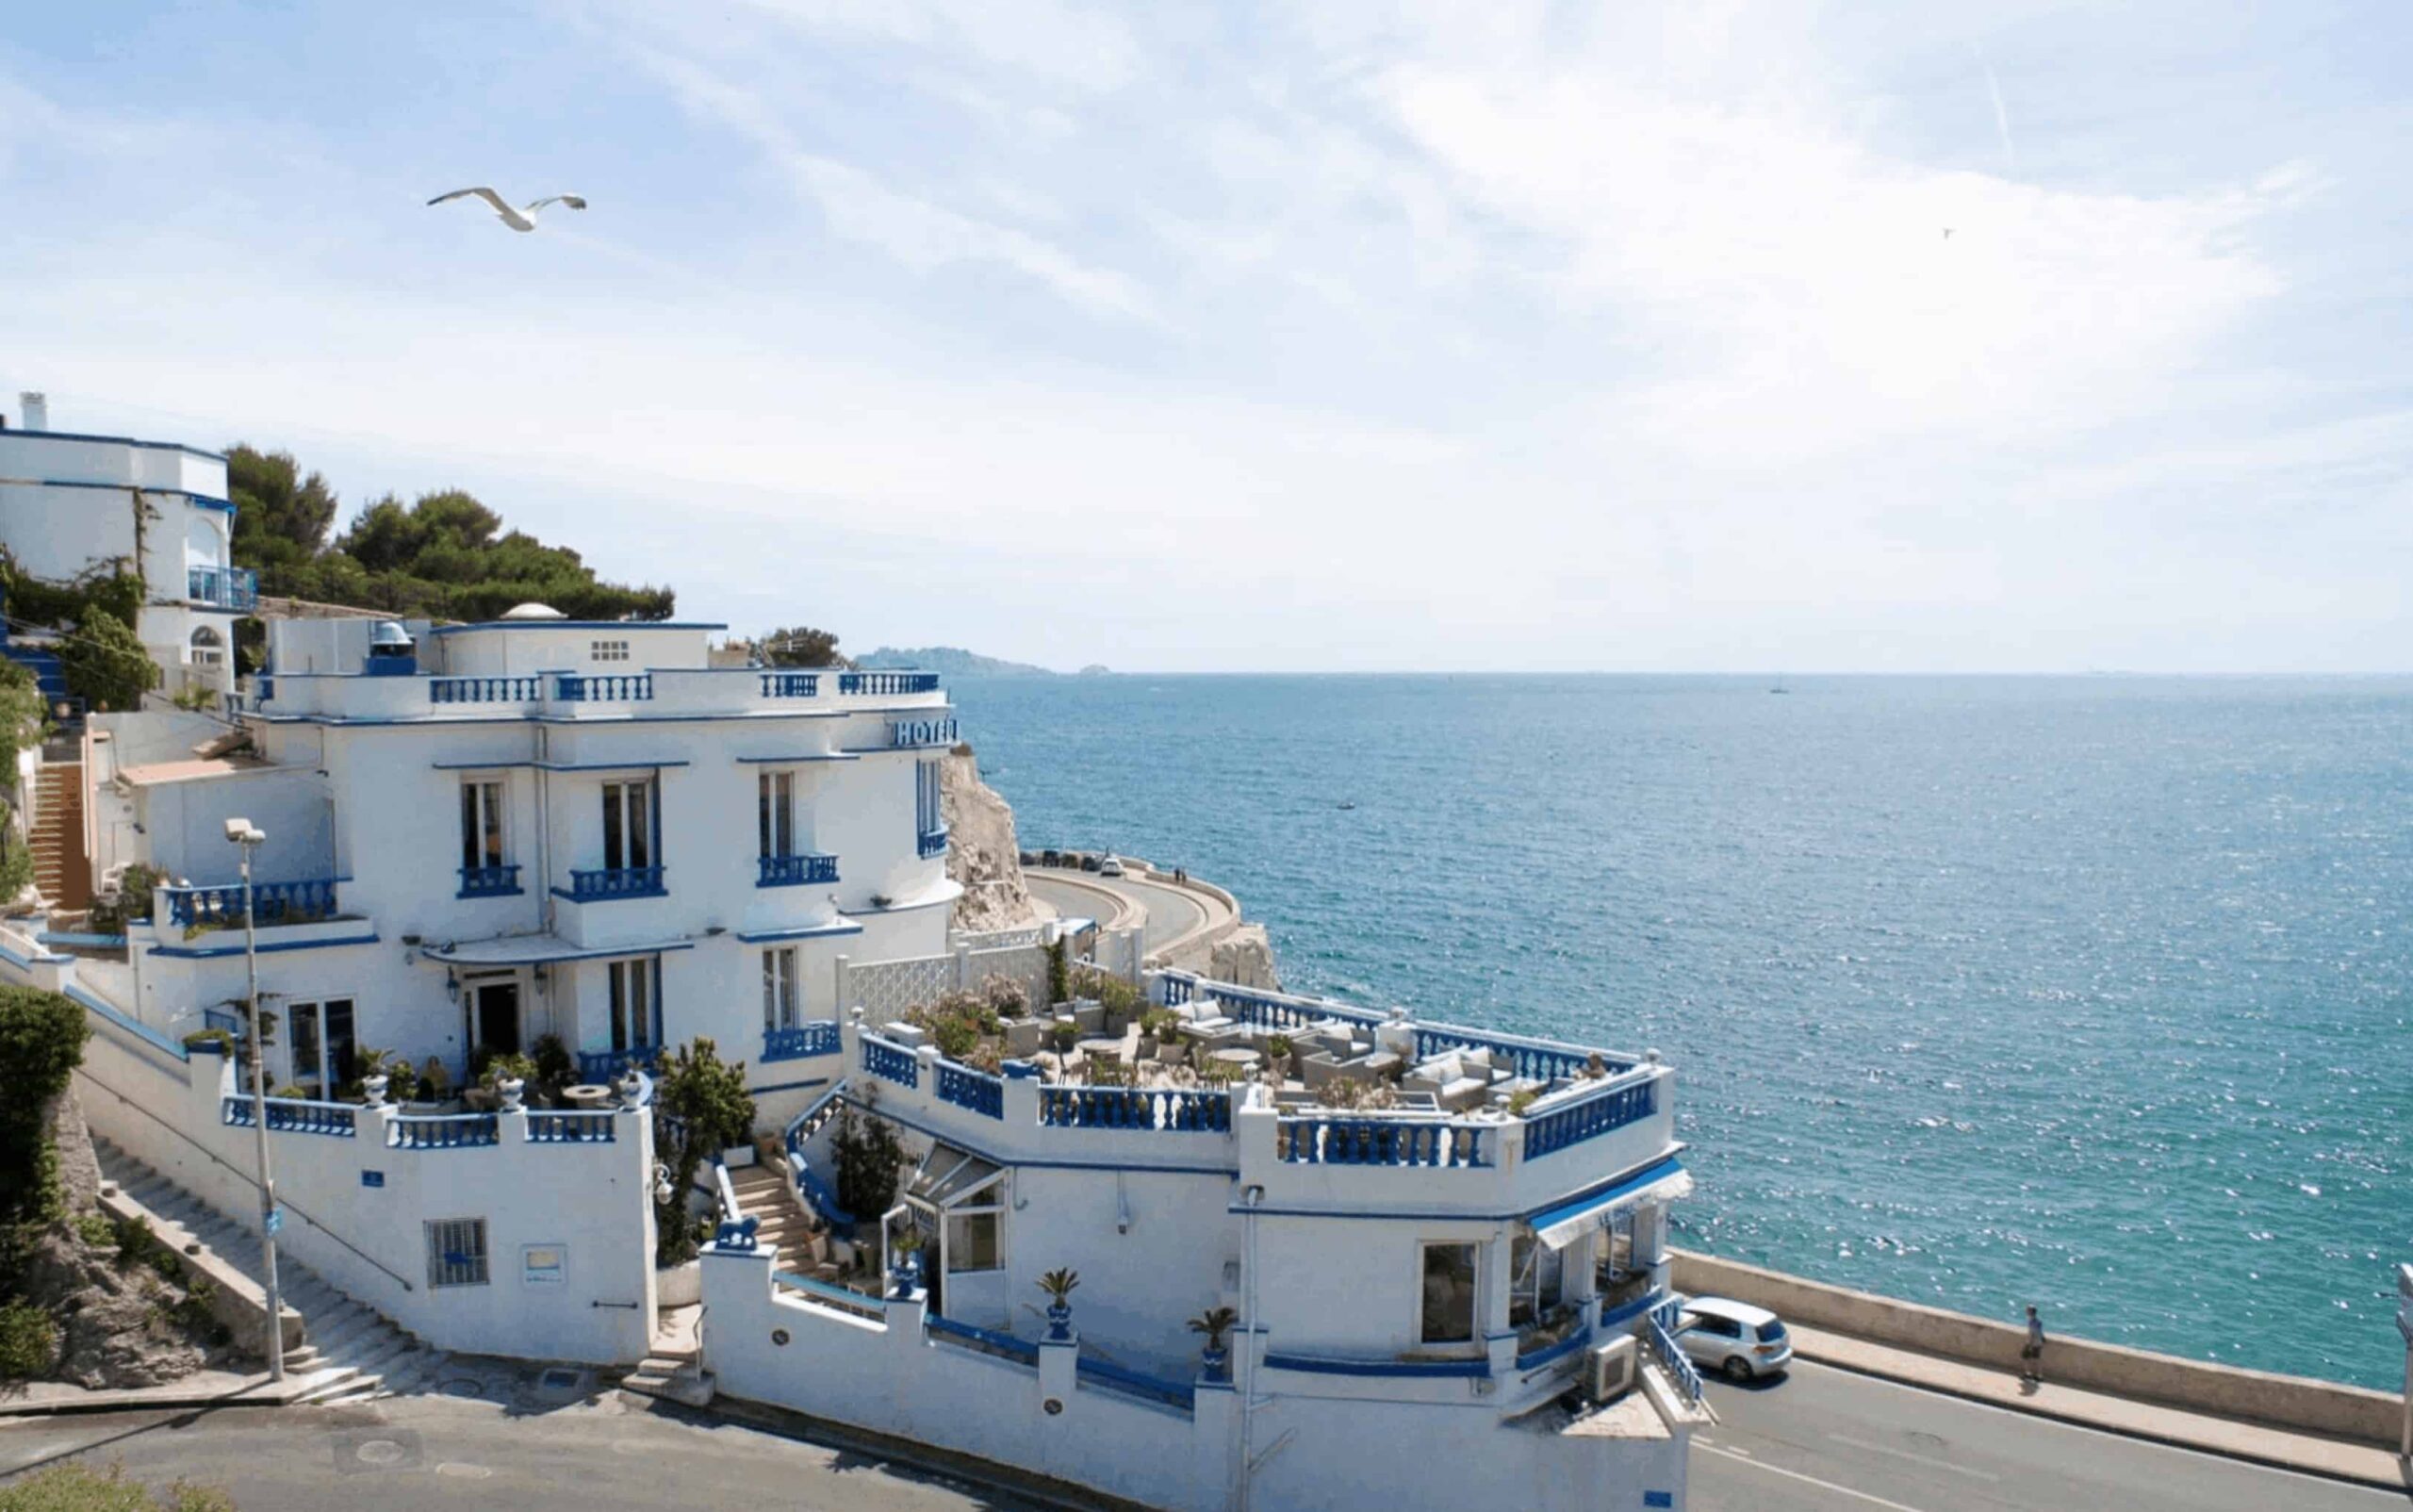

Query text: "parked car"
[1098, 855, 1126, 878]
[1670, 1297, 1792, 1382]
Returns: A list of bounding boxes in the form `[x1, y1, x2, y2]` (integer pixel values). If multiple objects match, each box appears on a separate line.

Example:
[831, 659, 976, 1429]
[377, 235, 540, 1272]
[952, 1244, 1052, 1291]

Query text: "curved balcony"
[554, 865, 666, 903]
[757, 852, 840, 888]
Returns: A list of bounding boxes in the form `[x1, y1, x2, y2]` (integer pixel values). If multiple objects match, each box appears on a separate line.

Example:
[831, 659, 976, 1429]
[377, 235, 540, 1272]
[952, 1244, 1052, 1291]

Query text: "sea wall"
[1670, 1249, 2401, 1448]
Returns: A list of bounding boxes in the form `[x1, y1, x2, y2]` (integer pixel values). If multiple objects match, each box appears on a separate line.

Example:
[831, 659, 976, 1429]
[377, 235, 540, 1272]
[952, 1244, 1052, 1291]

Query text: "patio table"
[562, 1084, 615, 1110]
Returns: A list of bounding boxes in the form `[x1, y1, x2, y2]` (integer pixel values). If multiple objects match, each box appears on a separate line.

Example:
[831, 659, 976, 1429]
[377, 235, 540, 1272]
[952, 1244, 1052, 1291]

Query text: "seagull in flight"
[426, 188, 587, 233]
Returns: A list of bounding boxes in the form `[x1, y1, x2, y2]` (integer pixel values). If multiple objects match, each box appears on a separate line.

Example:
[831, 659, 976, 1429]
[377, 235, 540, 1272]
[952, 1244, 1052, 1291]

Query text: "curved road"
[1026, 866, 1216, 958]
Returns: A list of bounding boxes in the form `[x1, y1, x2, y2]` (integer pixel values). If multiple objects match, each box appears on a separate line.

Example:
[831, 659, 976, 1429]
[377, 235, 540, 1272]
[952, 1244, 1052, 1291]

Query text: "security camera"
[223, 817, 251, 842]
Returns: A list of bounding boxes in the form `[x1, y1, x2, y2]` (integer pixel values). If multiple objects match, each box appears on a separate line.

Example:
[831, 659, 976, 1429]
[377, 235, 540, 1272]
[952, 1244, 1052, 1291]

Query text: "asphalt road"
[1027, 869, 1211, 956]
[0, 1393, 1030, 1512]
[1689, 1360, 2406, 1512]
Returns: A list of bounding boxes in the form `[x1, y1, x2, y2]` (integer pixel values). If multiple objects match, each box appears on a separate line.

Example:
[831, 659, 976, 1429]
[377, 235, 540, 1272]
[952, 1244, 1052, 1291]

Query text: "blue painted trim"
[420, 939, 697, 966]
[27, 478, 232, 511]
[148, 932, 382, 960]
[40, 931, 126, 948]
[431, 759, 693, 771]
[848, 1097, 1239, 1178]
[837, 889, 959, 918]
[1514, 1323, 1594, 1372]
[550, 886, 668, 903]
[1260, 1351, 1488, 1379]
[1524, 1154, 1688, 1231]
[747, 1076, 832, 1097]
[67, 985, 188, 1062]
[425, 620, 728, 634]
[1597, 1287, 1665, 1331]
[733, 921, 865, 943]
[8, 428, 228, 461]
[182, 602, 248, 615]
[0, 937, 70, 968]
[1225, 1145, 1688, 1224]
[734, 752, 859, 764]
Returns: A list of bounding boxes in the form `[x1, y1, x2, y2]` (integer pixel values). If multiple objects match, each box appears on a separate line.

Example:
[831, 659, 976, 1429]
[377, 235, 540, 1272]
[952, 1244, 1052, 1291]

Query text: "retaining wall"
[1670, 1249, 2401, 1448]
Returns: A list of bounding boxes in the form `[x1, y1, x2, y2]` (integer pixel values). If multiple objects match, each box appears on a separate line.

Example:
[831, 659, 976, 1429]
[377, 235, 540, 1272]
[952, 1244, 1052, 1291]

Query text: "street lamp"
[224, 816, 285, 1383]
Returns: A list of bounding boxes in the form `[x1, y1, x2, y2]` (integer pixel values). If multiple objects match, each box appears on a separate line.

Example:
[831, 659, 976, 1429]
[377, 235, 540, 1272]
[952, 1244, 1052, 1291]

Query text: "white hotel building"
[2, 412, 1711, 1512]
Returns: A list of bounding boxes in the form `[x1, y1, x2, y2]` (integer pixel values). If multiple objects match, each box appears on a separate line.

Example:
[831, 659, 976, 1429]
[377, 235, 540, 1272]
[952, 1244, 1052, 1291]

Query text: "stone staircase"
[621, 1301, 714, 1406]
[30, 759, 90, 911]
[91, 1136, 454, 1403]
[729, 1160, 817, 1257]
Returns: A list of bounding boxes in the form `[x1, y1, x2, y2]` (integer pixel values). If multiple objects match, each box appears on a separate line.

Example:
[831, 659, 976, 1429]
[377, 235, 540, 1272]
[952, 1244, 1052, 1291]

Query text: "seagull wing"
[428, 188, 516, 217]
[527, 194, 588, 213]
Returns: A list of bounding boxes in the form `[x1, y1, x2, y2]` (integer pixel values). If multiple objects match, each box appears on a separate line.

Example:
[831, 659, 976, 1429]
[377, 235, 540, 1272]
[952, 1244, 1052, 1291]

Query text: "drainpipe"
[1237, 1182, 1264, 1512]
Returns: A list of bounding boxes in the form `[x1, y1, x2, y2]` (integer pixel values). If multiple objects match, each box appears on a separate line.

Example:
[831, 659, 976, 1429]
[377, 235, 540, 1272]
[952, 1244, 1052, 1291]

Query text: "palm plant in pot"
[1189, 1305, 1239, 1381]
[1038, 1268, 1080, 1341]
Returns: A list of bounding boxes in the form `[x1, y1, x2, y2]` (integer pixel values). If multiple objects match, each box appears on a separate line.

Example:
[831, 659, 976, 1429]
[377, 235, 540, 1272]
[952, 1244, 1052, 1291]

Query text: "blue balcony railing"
[578, 1044, 663, 1083]
[162, 879, 339, 929]
[456, 863, 522, 898]
[558, 865, 665, 902]
[757, 852, 840, 888]
[388, 1113, 500, 1150]
[890, 716, 960, 748]
[936, 1061, 1004, 1119]
[430, 675, 542, 704]
[222, 1095, 355, 1138]
[1647, 1301, 1706, 1405]
[861, 1036, 919, 1089]
[839, 670, 939, 696]
[526, 1109, 618, 1143]
[1274, 1116, 1489, 1168]
[914, 827, 948, 860]
[553, 672, 653, 702]
[1522, 1077, 1658, 1159]
[759, 671, 820, 698]
[763, 1022, 841, 1062]
[1039, 1086, 1231, 1132]
[187, 565, 257, 611]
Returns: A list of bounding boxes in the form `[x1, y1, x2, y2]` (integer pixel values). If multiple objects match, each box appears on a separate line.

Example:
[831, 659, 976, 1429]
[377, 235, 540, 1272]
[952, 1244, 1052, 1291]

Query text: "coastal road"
[0, 1393, 1030, 1512]
[1026, 867, 1215, 958]
[1689, 1361, 2404, 1512]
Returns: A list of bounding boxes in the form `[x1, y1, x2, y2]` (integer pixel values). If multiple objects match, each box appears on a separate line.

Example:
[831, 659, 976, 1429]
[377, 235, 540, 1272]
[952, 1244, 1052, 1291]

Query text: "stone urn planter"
[656, 1258, 703, 1308]
[362, 1073, 389, 1108]
[497, 1076, 527, 1112]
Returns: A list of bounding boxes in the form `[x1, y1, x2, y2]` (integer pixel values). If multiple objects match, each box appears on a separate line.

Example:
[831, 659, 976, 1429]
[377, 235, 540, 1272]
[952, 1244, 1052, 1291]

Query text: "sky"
[2, 1, 2408, 673]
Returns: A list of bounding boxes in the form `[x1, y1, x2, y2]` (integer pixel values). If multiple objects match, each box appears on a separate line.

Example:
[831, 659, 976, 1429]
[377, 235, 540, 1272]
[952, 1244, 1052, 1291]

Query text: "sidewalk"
[1789, 1323, 2409, 1492]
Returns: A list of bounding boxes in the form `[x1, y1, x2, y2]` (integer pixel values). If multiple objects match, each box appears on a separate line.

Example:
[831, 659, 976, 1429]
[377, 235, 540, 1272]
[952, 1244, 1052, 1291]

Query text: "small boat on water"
[1337, 800, 1357, 811]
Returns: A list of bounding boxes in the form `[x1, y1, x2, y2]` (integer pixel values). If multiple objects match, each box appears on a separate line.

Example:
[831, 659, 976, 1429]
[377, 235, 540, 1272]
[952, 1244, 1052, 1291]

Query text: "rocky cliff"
[940, 748, 1038, 933]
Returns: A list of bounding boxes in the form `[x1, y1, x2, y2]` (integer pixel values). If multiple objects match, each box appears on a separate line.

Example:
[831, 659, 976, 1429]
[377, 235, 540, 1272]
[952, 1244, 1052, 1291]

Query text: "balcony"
[841, 670, 940, 696]
[759, 671, 819, 698]
[456, 863, 523, 898]
[430, 675, 542, 705]
[555, 865, 666, 902]
[161, 878, 338, 929]
[917, 828, 949, 860]
[757, 852, 840, 888]
[762, 1022, 841, 1062]
[578, 1043, 664, 1083]
[186, 565, 257, 612]
[554, 672, 653, 702]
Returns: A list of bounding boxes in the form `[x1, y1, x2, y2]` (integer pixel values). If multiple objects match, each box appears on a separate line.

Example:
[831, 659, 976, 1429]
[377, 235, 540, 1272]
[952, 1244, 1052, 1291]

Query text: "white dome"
[500, 602, 567, 620]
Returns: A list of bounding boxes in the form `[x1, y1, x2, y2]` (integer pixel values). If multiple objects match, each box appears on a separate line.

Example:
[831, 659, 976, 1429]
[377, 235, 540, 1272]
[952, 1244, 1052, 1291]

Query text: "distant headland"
[856, 645, 1107, 677]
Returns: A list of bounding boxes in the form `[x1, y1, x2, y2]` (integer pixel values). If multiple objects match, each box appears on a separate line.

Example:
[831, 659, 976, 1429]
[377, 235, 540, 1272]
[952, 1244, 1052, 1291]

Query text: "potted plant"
[484, 1051, 539, 1111]
[1264, 1034, 1294, 1079]
[1189, 1306, 1239, 1381]
[1038, 1268, 1079, 1341]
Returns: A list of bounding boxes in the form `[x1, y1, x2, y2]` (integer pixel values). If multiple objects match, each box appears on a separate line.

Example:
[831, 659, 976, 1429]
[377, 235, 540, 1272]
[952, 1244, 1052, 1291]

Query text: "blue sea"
[952, 674, 2413, 1389]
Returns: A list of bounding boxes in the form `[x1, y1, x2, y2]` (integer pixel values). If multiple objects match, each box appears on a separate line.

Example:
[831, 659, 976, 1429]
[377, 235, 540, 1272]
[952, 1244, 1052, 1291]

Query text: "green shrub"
[0, 1459, 235, 1511]
[0, 1297, 57, 1381]
[529, 1033, 574, 1093]
[57, 608, 157, 713]
[651, 1039, 756, 1266]
[74, 1212, 117, 1250]
[0, 988, 87, 1234]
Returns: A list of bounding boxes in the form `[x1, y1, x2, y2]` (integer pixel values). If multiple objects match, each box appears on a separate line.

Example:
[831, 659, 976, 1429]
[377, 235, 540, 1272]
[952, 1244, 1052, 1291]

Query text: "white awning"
[1532, 1159, 1693, 1250]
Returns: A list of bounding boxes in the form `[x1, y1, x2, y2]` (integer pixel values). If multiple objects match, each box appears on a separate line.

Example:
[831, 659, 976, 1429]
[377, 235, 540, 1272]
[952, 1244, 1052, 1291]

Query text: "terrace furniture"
[1004, 1019, 1049, 1058]
[1210, 1047, 1262, 1075]
[1435, 1077, 1488, 1113]
[562, 1083, 614, 1110]
[1077, 1038, 1125, 1065]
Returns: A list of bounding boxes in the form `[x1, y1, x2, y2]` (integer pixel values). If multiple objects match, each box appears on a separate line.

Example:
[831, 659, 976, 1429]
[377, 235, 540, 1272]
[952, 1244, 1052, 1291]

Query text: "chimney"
[18, 392, 47, 432]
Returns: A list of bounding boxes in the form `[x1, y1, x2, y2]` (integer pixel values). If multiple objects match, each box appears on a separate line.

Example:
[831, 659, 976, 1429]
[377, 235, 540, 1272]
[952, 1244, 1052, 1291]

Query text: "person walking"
[2020, 1305, 2046, 1388]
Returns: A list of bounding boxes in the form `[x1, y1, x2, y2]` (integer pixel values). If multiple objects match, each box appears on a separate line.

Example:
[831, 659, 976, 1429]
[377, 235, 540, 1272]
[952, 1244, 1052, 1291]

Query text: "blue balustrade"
[839, 670, 940, 696]
[577, 1044, 662, 1082]
[429, 675, 542, 704]
[163, 879, 338, 929]
[916, 828, 948, 860]
[525, 1109, 617, 1143]
[553, 672, 654, 701]
[1038, 1085, 1232, 1132]
[762, 1021, 841, 1062]
[1204, 983, 1380, 1035]
[388, 1113, 500, 1149]
[1522, 1077, 1658, 1159]
[861, 1037, 919, 1088]
[1412, 1025, 1630, 1083]
[1157, 973, 1195, 1006]
[1274, 1117, 1488, 1168]
[935, 1062, 1004, 1119]
[1647, 1302, 1706, 1405]
[889, 716, 960, 748]
[1075, 1354, 1196, 1412]
[1515, 1321, 1595, 1372]
[757, 852, 840, 888]
[776, 1271, 887, 1320]
[759, 671, 820, 698]
[561, 865, 665, 902]
[186, 565, 257, 611]
[456, 863, 522, 897]
[927, 1313, 1039, 1365]
[221, 1095, 355, 1138]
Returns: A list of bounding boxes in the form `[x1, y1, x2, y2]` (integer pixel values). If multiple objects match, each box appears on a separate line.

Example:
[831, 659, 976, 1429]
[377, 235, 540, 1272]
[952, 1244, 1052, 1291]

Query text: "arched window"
[189, 625, 224, 667]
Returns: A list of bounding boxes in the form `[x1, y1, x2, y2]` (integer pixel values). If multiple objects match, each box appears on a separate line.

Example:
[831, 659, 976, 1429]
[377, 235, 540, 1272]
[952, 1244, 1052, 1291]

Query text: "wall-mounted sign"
[361, 1170, 385, 1189]
[522, 1243, 567, 1285]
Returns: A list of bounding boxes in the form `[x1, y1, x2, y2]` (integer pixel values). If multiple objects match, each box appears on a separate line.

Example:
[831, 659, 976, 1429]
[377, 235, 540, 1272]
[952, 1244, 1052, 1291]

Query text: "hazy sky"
[3, 3, 2407, 672]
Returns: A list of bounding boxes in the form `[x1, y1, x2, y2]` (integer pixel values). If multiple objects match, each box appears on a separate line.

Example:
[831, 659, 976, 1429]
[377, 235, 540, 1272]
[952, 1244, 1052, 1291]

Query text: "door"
[471, 980, 522, 1057]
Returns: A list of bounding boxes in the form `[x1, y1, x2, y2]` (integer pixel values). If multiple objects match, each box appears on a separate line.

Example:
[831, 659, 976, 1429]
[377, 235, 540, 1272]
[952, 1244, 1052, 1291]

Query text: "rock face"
[1208, 924, 1280, 992]
[940, 748, 1038, 933]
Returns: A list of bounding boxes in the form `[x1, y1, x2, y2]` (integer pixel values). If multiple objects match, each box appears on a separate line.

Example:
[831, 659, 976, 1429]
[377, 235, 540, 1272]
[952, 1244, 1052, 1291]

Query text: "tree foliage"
[0, 1461, 235, 1511]
[650, 1038, 757, 1267]
[0, 989, 87, 1251]
[56, 610, 157, 714]
[758, 627, 845, 668]
[223, 447, 674, 623]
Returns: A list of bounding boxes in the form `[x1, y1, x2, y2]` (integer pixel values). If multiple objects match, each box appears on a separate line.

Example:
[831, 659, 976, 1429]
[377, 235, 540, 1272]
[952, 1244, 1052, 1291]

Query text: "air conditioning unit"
[1586, 1335, 1638, 1403]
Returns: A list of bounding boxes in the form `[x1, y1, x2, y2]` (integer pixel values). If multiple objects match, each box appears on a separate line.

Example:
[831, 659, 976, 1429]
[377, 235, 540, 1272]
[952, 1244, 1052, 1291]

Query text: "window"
[189, 626, 224, 667]
[915, 758, 944, 854]
[758, 771, 794, 859]
[285, 998, 356, 1096]
[601, 781, 651, 871]
[459, 780, 505, 872]
[947, 1210, 1002, 1273]
[1509, 1229, 1566, 1329]
[591, 639, 630, 662]
[608, 959, 656, 1049]
[762, 946, 798, 1031]
[426, 1218, 489, 1289]
[1419, 1242, 1478, 1345]
[1597, 1206, 1637, 1286]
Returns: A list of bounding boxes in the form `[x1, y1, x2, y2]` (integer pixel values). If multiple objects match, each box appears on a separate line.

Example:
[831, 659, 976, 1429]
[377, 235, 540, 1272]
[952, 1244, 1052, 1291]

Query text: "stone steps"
[92, 1137, 454, 1399]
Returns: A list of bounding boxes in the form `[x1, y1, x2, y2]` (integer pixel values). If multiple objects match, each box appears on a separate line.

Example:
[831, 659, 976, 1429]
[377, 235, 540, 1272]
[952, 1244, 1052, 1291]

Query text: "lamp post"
[225, 817, 285, 1383]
